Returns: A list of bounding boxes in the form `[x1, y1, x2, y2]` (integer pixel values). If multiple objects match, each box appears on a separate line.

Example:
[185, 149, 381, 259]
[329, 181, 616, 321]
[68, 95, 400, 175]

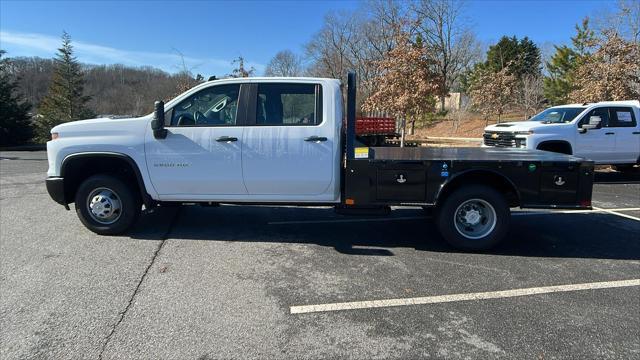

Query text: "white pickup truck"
[46, 73, 595, 250]
[484, 101, 640, 170]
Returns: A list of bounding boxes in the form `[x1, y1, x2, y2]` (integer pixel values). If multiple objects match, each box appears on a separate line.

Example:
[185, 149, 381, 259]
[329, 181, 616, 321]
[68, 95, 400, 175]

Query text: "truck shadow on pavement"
[594, 170, 640, 183]
[130, 205, 640, 260]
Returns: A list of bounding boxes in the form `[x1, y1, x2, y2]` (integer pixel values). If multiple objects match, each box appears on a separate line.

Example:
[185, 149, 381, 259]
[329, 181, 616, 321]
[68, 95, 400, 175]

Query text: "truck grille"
[483, 131, 517, 147]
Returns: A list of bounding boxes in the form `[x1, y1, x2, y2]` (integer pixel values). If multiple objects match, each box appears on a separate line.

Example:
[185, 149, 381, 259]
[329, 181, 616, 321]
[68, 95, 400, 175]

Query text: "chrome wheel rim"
[454, 198, 496, 239]
[87, 187, 122, 225]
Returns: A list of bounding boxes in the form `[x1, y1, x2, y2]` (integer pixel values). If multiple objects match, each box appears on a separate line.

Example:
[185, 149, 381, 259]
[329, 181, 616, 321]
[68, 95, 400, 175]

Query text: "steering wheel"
[194, 111, 206, 124]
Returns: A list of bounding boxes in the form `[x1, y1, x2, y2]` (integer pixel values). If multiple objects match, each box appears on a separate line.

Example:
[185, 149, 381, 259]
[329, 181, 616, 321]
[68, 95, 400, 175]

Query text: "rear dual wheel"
[436, 185, 510, 251]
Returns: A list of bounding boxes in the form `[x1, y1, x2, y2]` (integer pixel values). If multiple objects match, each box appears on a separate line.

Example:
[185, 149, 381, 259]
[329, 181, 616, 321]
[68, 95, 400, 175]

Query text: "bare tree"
[264, 50, 302, 77]
[413, 0, 481, 111]
[305, 11, 355, 80]
[592, 0, 640, 44]
[305, 2, 403, 104]
[172, 48, 203, 95]
[517, 74, 545, 119]
[449, 95, 472, 133]
[229, 56, 255, 78]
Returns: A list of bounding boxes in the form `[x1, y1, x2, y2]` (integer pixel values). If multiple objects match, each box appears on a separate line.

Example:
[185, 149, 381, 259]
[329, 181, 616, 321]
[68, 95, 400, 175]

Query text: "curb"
[0, 144, 47, 151]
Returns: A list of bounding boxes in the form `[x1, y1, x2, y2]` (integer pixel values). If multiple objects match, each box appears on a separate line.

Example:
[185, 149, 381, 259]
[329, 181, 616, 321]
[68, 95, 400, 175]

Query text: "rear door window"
[608, 107, 637, 127]
[255, 83, 322, 126]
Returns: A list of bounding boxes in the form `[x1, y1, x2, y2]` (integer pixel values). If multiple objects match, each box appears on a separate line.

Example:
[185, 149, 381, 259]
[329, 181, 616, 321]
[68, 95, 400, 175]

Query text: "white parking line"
[269, 208, 640, 225]
[290, 279, 640, 314]
[593, 207, 640, 222]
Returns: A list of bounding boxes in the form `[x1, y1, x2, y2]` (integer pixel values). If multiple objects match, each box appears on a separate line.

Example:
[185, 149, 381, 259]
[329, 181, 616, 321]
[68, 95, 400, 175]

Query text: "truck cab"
[47, 78, 343, 204]
[483, 101, 640, 168]
[46, 73, 595, 251]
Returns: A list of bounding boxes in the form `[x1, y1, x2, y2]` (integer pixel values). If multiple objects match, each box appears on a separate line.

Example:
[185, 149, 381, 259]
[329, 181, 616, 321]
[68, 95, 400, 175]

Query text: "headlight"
[515, 130, 534, 135]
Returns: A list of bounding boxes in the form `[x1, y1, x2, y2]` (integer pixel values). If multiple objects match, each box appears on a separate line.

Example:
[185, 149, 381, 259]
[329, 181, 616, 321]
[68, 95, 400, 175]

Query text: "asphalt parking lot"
[1, 151, 639, 359]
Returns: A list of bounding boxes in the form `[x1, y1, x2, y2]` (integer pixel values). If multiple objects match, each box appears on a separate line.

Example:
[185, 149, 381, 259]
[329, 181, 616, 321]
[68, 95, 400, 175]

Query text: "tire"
[74, 174, 141, 235]
[436, 185, 510, 251]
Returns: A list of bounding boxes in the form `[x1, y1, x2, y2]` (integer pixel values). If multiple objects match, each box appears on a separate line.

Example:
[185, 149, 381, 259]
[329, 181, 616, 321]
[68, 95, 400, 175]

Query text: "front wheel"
[74, 174, 141, 235]
[436, 185, 510, 251]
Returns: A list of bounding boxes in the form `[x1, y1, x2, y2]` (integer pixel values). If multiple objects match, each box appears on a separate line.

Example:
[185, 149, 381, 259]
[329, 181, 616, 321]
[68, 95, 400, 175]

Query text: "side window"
[579, 107, 609, 129]
[608, 107, 637, 127]
[256, 83, 322, 125]
[169, 84, 240, 127]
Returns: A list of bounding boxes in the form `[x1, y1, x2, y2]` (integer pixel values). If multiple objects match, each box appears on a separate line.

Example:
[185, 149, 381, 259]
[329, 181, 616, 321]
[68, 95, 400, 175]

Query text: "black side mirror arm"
[152, 101, 168, 139]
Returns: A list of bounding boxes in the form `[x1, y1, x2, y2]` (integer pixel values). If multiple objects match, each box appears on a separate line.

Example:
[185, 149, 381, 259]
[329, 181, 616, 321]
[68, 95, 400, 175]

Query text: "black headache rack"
[341, 72, 594, 210]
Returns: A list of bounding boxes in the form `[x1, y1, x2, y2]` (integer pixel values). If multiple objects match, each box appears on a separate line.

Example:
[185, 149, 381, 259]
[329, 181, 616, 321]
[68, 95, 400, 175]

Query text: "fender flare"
[536, 140, 573, 155]
[434, 168, 522, 206]
[61, 152, 154, 208]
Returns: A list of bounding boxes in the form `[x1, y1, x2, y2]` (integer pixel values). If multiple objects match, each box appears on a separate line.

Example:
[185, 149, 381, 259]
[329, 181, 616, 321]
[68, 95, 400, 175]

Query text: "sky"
[0, 0, 617, 77]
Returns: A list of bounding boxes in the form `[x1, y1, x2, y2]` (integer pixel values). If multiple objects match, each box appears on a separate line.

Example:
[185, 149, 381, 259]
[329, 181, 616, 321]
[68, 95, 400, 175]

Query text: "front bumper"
[46, 177, 68, 208]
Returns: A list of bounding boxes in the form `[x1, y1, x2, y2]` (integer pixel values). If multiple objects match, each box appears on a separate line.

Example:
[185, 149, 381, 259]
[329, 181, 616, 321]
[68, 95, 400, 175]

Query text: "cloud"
[0, 30, 265, 76]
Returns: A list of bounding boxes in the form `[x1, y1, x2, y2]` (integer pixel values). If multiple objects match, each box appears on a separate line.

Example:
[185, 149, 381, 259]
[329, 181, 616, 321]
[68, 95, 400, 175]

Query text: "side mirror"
[578, 115, 601, 134]
[151, 101, 167, 139]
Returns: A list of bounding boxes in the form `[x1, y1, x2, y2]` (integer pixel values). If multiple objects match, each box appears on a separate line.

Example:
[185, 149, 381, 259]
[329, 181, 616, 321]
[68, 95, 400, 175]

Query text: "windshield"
[529, 107, 585, 123]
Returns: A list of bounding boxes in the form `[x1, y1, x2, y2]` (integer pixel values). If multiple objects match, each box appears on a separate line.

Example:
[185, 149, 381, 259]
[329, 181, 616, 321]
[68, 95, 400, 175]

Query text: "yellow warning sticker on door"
[354, 147, 369, 159]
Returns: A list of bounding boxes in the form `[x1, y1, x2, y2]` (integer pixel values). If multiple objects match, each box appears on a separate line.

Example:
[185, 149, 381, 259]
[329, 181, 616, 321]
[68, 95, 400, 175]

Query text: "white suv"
[483, 100, 640, 169]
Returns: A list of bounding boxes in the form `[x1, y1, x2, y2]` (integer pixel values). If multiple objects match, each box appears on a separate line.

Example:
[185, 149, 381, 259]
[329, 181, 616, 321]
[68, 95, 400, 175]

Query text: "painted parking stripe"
[269, 208, 640, 225]
[290, 279, 640, 314]
[593, 207, 640, 222]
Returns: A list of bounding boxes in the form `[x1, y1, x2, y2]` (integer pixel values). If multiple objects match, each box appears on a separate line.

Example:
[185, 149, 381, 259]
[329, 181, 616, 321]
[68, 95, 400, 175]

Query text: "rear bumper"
[46, 177, 68, 207]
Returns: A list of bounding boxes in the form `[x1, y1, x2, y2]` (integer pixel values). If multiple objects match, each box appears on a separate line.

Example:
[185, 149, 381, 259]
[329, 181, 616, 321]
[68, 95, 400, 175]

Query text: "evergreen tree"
[542, 18, 596, 105]
[543, 45, 578, 105]
[571, 18, 596, 57]
[484, 36, 542, 79]
[0, 50, 33, 146]
[34, 32, 93, 142]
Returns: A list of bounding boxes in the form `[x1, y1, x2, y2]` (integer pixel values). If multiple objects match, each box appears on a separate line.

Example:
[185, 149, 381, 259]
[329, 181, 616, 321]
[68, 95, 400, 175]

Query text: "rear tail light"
[51, 132, 59, 140]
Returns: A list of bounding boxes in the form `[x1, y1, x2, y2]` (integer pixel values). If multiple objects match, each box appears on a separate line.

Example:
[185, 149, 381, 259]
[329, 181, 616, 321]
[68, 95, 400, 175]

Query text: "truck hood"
[484, 121, 541, 132]
[51, 116, 150, 137]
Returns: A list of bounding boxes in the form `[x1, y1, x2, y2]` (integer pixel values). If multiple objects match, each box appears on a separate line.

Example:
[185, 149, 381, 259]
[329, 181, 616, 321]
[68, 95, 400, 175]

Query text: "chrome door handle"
[304, 136, 327, 142]
[605, 132, 615, 135]
[216, 136, 238, 142]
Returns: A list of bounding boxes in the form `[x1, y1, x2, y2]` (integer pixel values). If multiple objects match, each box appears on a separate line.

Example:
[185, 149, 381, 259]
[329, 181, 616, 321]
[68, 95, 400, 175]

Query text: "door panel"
[241, 83, 334, 196]
[145, 127, 245, 195]
[144, 83, 247, 196]
[574, 107, 615, 162]
[609, 107, 640, 163]
[242, 127, 333, 195]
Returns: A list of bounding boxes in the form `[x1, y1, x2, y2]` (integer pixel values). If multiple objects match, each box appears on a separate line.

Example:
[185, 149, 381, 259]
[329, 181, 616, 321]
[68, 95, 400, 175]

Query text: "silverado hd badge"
[154, 162, 190, 168]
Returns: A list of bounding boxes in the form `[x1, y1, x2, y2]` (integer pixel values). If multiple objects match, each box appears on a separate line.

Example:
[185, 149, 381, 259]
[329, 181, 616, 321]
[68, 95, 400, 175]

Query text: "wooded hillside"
[6, 57, 190, 117]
